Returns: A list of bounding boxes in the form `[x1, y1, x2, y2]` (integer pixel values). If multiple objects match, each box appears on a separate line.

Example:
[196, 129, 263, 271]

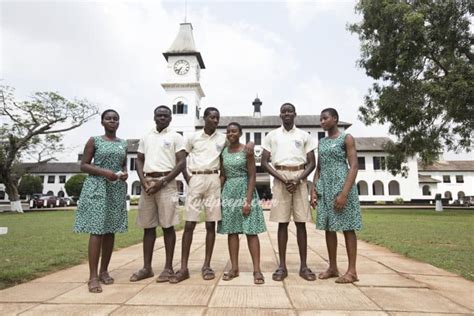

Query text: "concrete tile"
[375, 257, 457, 276]
[49, 284, 146, 304]
[209, 286, 291, 308]
[21, 303, 119, 315]
[0, 283, 81, 303]
[299, 311, 388, 316]
[112, 306, 205, 315]
[206, 308, 296, 315]
[356, 260, 398, 274]
[406, 275, 474, 310]
[355, 274, 427, 288]
[126, 284, 213, 306]
[360, 288, 470, 313]
[387, 313, 467, 316]
[216, 272, 282, 287]
[287, 283, 380, 310]
[0, 303, 36, 315]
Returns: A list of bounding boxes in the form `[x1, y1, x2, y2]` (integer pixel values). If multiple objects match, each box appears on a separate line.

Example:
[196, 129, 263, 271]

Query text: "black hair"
[154, 105, 172, 115]
[101, 109, 119, 121]
[321, 107, 339, 123]
[227, 122, 242, 134]
[203, 107, 220, 118]
[280, 102, 296, 112]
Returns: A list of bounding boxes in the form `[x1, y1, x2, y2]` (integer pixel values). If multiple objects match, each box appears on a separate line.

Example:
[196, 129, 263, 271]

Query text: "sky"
[1, 0, 471, 162]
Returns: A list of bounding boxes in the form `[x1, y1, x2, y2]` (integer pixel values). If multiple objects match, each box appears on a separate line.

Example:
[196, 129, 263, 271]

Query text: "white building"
[1, 23, 473, 205]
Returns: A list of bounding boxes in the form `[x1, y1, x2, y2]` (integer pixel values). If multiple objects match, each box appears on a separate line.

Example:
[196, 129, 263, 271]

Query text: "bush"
[18, 175, 43, 197]
[375, 200, 386, 205]
[65, 174, 87, 197]
[130, 196, 139, 205]
[393, 197, 404, 205]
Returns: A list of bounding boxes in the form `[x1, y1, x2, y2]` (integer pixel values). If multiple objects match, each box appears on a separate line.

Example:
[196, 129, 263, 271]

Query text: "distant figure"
[129, 105, 186, 283]
[218, 122, 266, 285]
[261, 102, 317, 282]
[311, 108, 362, 283]
[74, 109, 128, 293]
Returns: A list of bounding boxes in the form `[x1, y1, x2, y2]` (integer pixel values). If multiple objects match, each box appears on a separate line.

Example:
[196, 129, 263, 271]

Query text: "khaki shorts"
[136, 177, 180, 229]
[270, 169, 312, 223]
[185, 174, 221, 222]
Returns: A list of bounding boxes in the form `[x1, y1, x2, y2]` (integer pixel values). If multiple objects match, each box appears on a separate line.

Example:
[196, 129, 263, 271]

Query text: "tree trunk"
[4, 179, 23, 213]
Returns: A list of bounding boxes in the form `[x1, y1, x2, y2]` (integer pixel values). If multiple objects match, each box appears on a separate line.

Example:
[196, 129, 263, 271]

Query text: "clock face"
[173, 59, 190, 75]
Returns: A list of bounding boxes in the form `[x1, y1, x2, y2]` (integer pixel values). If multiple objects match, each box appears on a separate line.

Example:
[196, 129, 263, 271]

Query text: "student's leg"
[295, 222, 316, 280]
[223, 233, 239, 280]
[130, 228, 156, 282]
[247, 234, 264, 284]
[162, 226, 176, 271]
[319, 230, 340, 279]
[180, 221, 196, 271]
[88, 234, 103, 292]
[336, 230, 358, 283]
[202, 221, 216, 280]
[272, 222, 289, 281]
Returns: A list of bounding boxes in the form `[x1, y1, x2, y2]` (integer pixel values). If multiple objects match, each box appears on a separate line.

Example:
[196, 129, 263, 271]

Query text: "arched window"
[173, 101, 188, 114]
[422, 185, 431, 196]
[0, 190, 5, 200]
[457, 191, 465, 200]
[176, 180, 184, 194]
[46, 191, 54, 196]
[388, 180, 400, 195]
[372, 181, 384, 195]
[357, 181, 368, 195]
[57, 191, 65, 198]
[444, 191, 452, 200]
[132, 181, 141, 195]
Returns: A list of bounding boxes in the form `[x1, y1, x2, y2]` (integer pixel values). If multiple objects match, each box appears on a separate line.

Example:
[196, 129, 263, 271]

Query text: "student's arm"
[261, 149, 286, 184]
[310, 148, 321, 208]
[219, 155, 226, 187]
[80, 137, 118, 181]
[119, 145, 129, 181]
[243, 147, 256, 216]
[334, 134, 359, 212]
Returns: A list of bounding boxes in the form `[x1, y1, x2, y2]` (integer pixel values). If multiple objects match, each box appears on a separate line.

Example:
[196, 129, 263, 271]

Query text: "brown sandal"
[156, 268, 174, 283]
[272, 267, 288, 281]
[129, 268, 154, 282]
[222, 270, 239, 281]
[299, 267, 316, 281]
[201, 267, 215, 280]
[88, 277, 102, 293]
[169, 269, 190, 284]
[253, 272, 265, 285]
[99, 271, 114, 285]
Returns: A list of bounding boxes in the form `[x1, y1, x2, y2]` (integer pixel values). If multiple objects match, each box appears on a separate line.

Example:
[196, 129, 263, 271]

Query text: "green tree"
[0, 85, 98, 212]
[18, 175, 43, 198]
[349, 0, 473, 175]
[65, 174, 87, 198]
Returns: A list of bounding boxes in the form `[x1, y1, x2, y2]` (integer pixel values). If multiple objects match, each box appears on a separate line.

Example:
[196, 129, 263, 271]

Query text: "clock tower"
[162, 23, 205, 135]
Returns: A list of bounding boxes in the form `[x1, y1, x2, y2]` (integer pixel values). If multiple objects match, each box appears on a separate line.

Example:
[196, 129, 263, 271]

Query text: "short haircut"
[280, 102, 296, 112]
[101, 109, 119, 121]
[154, 105, 172, 115]
[227, 122, 242, 134]
[203, 107, 220, 118]
[321, 107, 339, 122]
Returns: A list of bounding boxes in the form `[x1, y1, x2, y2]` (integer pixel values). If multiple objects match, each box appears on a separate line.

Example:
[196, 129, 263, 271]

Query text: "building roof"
[354, 137, 391, 152]
[195, 115, 352, 129]
[418, 160, 474, 172]
[21, 162, 81, 174]
[163, 23, 205, 69]
[418, 175, 441, 183]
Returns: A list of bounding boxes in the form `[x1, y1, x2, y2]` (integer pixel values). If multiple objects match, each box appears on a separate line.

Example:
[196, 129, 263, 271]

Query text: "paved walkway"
[1, 213, 473, 315]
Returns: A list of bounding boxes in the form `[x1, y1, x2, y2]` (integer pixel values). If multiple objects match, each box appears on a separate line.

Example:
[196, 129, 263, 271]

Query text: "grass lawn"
[359, 208, 474, 280]
[0, 208, 186, 290]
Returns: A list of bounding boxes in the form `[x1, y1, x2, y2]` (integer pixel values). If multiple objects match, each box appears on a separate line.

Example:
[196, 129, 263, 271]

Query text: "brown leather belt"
[275, 164, 305, 171]
[191, 170, 219, 175]
[146, 171, 171, 177]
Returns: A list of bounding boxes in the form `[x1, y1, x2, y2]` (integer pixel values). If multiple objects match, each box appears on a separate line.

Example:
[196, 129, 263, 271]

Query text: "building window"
[59, 176, 66, 184]
[358, 157, 366, 170]
[177, 131, 183, 136]
[373, 157, 386, 170]
[58, 191, 65, 198]
[39, 176, 44, 183]
[388, 180, 400, 195]
[456, 175, 464, 183]
[422, 185, 431, 196]
[254, 132, 261, 145]
[444, 191, 452, 200]
[130, 158, 137, 171]
[318, 132, 326, 140]
[48, 176, 55, 183]
[265, 132, 268, 136]
[372, 180, 384, 195]
[46, 190, 54, 196]
[246, 132, 250, 144]
[0, 191, 5, 200]
[132, 181, 141, 195]
[443, 175, 451, 183]
[172, 101, 188, 114]
[357, 181, 368, 195]
[195, 106, 200, 119]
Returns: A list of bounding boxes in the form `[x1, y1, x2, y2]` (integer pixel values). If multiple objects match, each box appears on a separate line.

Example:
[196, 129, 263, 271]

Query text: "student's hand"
[104, 170, 119, 182]
[142, 179, 152, 192]
[119, 172, 128, 181]
[334, 193, 347, 212]
[310, 188, 317, 208]
[242, 201, 251, 217]
[285, 180, 298, 194]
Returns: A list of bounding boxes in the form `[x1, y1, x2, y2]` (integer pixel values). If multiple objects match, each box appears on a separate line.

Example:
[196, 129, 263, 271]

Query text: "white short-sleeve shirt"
[138, 127, 185, 173]
[184, 129, 227, 171]
[262, 125, 317, 166]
